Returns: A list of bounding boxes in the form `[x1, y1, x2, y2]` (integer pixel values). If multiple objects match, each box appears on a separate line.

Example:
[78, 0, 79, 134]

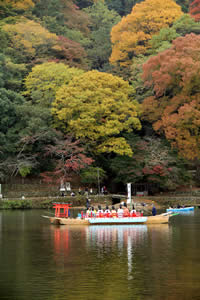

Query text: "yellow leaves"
[2, 0, 35, 10]
[110, 0, 183, 65]
[3, 17, 58, 60]
[52, 70, 141, 155]
[24, 62, 84, 107]
[97, 137, 133, 157]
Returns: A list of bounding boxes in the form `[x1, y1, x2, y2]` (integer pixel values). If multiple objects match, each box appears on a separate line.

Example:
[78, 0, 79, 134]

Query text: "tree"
[24, 62, 84, 107]
[142, 33, 200, 160]
[189, 0, 200, 21]
[109, 0, 183, 66]
[80, 166, 107, 185]
[56, 36, 88, 69]
[84, 1, 120, 70]
[105, 0, 143, 16]
[148, 27, 180, 55]
[33, 0, 90, 34]
[14, 102, 58, 175]
[172, 14, 200, 35]
[0, 88, 24, 156]
[52, 70, 141, 156]
[2, 16, 88, 67]
[0, 53, 26, 92]
[176, 0, 189, 12]
[130, 55, 153, 103]
[0, 0, 34, 12]
[110, 135, 192, 189]
[40, 135, 93, 184]
[2, 17, 59, 63]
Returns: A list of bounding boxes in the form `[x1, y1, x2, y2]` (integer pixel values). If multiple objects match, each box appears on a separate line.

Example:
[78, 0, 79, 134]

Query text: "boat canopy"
[53, 203, 71, 218]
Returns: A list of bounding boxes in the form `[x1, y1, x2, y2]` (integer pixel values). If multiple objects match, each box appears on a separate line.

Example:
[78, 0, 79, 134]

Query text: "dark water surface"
[0, 209, 200, 300]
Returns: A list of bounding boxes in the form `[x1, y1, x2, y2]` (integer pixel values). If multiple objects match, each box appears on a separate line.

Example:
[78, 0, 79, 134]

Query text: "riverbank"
[1, 193, 200, 210]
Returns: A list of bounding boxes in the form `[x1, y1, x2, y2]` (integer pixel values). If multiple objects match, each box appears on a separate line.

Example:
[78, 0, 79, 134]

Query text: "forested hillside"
[0, 0, 200, 192]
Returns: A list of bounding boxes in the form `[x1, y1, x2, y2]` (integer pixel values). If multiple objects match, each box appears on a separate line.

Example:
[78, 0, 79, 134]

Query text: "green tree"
[84, 1, 120, 70]
[80, 166, 107, 185]
[173, 13, 200, 35]
[176, 0, 189, 12]
[105, 0, 143, 16]
[33, 0, 90, 35]
[0, 53, 26, 91]
[52, 70, 141, 156]
[0, 88, 24, 155]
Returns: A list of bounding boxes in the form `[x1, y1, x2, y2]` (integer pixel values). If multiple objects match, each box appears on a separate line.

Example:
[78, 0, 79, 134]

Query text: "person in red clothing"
[123, 202, 130, 217]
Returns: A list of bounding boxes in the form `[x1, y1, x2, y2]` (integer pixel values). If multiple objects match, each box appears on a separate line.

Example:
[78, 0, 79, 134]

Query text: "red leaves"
[56, 36, 88, 69]
[143, 165, 166, 176]
[142, 33, 200, 159]
[190, 0, 200, 21]
[143, 33, 200, 98]
[40, 135, 93, 184]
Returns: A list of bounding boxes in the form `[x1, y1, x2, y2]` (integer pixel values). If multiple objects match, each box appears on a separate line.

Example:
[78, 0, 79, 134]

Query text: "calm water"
[0, 209, 200, 300]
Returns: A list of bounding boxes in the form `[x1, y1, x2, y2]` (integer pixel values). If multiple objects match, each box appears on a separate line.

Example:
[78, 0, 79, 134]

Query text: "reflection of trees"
[2, 211, 200, 300]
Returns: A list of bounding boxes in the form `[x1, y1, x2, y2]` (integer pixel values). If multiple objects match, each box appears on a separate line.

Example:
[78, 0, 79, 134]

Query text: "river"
[0, 209, 200, 300]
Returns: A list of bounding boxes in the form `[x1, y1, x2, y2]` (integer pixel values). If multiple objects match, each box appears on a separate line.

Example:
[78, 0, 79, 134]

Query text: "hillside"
[0, 0, 200, 194]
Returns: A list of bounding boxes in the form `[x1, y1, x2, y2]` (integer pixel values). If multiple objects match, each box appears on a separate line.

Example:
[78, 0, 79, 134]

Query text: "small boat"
[166, 206, 194, 213]
[42, 203, 176, 225]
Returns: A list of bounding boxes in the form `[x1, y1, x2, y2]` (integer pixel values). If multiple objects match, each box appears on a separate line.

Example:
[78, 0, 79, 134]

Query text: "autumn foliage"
[142, 33, 200, 160]
[110, 0, 183, 66]
[3, 18, 58, 62]
[1, 0, 35, 10]
[40, 135, 93, 184]
[189, 0, 200, 21]
[52, 70, 141, 156]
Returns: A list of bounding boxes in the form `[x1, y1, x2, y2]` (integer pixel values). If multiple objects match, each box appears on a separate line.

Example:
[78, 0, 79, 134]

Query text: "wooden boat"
[166, 206, 194, 213]
[42, 203, 175, 225]
[42, 213, 173, 225]
[146, 213, 172, 224]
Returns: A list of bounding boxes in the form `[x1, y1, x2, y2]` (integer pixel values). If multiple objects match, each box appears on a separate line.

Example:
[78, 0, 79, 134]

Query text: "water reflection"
[86, 225, 147, 249]
[3, 210, 200, 300]
[48, 223, 172, 300]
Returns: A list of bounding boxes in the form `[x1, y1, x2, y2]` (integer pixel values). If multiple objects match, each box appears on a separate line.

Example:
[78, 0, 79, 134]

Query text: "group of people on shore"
[86, 203, 137, 218]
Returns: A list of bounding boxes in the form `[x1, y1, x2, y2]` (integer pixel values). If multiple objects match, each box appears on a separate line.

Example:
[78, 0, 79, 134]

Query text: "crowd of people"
[85, 203, 138, 218]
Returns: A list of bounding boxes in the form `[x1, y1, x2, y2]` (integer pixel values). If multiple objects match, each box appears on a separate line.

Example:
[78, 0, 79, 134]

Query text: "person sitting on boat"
[97, 205, 104, 217]
[117, 205, 124, 218]
[86, 207, 91, 217]
[130, 205, 136, 216]
[177, 204, 181, 209]
[104, 205, 111, 217]
[91, 206, 96, 217]
[123, 202, 130, 217]
[111, 206, 117, 218]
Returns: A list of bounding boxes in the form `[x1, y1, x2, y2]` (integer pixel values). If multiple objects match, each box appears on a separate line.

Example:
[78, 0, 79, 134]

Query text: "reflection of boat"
[166, 206, 194, 213]
[42, 203, 176, 225]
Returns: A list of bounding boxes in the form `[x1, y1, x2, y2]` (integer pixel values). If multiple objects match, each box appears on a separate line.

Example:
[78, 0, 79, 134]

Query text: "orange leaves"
[110, 0, 183, 66]
[143, 34, 200, 98]
[142, 33, 200, 159]
[190, 0, 200, 21]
